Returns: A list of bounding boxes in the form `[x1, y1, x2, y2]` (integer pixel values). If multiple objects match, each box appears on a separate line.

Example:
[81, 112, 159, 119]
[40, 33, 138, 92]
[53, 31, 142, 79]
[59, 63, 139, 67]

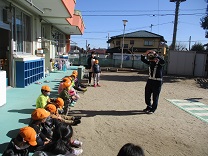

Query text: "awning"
[14, 0, 84, 35]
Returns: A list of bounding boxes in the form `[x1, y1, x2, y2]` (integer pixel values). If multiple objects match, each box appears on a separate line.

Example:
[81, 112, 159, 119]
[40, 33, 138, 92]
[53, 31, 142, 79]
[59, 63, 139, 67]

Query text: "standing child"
[93, 60, 101, 87]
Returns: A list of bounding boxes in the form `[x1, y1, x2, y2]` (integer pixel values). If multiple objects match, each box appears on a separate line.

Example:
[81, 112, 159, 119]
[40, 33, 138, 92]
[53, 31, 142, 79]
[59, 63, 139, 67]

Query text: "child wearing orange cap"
[58, 77, 72, 94]
[67, 74, 81, 107]
[45, 104, 81, 126]
[3, 126, 37, 156]
[59, 81, 74, 114]
[32, 123, 83, 156]
[50, 97, 81, 123]
[93, 59, 101, 87]
[72, 70, 87, 92]
[29, 108, 51, 151]
[36, 85, 51, 108]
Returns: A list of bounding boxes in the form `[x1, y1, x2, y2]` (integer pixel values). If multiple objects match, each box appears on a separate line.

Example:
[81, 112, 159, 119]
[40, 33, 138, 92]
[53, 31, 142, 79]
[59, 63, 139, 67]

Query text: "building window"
[124, 44, 128, 49]
[144, 40, 153, 46]
[14, 8, 32, 53]
[116, 41, 120, 46]
[130, 40, 134, 45]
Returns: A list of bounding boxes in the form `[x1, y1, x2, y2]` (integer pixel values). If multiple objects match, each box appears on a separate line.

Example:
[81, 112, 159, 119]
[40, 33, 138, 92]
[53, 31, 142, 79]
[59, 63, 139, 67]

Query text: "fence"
[68, 54, 149, 70]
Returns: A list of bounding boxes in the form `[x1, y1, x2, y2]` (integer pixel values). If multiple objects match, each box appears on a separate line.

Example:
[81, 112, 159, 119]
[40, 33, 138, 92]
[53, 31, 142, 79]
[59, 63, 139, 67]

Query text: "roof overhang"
[13, 0, 84, 35]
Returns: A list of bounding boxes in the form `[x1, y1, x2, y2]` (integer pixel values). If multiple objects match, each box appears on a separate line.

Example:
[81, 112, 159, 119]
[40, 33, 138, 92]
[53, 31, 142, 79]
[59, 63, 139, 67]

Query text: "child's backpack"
[93, 64, 100, 73]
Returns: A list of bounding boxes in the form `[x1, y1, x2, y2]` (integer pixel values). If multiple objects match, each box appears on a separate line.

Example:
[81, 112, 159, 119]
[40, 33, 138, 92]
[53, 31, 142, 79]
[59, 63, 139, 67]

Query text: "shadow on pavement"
[19, 117, 31, 125]
[101, 73, 147, 82]
[8, 109, 34, 114]
[0, 142, 9, 154]
[68, 109, 148, 117]
[194, 78, 208, 89]
[6, 128, 19, 139]
[184, 98, 203, 102]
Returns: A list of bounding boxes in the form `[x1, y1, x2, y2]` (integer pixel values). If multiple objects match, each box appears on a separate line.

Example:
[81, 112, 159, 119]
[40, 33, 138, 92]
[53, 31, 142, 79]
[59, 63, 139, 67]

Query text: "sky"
[71, 0, 207, 50]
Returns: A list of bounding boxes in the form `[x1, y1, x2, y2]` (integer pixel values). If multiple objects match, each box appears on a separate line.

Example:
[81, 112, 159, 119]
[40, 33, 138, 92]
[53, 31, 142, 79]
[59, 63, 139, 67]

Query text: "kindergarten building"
[0, 0, 85, 88]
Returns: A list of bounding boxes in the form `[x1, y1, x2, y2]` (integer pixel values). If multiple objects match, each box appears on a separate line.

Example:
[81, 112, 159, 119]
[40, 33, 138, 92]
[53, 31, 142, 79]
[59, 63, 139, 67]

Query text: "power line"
[81, 8, 205, 12]
[82, 13, 205, 17]
[84, 21, 173, 34]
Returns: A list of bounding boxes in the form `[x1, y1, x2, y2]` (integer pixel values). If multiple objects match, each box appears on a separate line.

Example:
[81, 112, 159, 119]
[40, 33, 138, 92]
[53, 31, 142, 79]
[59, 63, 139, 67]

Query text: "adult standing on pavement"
[141, 50, 165, 114]
[86, 51, 97, 86]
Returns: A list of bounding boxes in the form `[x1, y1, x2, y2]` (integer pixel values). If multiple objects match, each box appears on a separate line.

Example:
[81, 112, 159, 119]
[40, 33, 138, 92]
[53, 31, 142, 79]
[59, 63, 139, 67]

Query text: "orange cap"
[31, 108, 50, 120]
[94, 60, 99, 64]
[45, 104, 57, 113]
[41, 85, 50, 92]
[56, 97, 64, 108]
[63, 81, 71, 88]
[72, 70, 78, 76]
[62, 77, 70, 82]
[19, 126, 37, 146]
[70, 74, 76, 79]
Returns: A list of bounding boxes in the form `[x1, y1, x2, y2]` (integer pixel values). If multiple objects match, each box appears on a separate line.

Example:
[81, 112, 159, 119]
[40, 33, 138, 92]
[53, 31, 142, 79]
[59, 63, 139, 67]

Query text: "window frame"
[13, 7, 32, 54]
[144, 40, 154, 46]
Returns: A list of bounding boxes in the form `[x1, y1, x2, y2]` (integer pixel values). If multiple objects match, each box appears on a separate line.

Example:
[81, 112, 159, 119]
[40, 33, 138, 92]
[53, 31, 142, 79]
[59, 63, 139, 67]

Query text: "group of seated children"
[3, 70, 86, 156]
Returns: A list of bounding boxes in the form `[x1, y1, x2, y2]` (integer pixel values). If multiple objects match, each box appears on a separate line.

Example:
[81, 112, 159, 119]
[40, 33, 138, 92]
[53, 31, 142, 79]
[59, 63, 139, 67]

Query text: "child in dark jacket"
[3, 126, 37, 156]
[29, 108, 51, 152]
[93, 60, 101, 87]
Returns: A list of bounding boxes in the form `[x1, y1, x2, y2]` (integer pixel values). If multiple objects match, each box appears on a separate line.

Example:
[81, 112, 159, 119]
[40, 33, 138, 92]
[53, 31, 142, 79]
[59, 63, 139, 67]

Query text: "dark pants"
[145, 79, 162, 112]
[89, 72, 93, 84]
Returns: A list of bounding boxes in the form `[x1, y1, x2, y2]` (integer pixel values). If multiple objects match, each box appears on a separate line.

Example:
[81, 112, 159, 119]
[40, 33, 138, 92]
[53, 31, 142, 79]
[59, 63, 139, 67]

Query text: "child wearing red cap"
[3, 126, 37, 156]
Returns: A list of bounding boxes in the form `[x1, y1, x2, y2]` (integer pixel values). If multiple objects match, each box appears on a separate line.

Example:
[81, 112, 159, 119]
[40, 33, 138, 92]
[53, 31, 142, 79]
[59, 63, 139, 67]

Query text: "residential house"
[0, 0, 85, 87]
[106, 30, 167, 55]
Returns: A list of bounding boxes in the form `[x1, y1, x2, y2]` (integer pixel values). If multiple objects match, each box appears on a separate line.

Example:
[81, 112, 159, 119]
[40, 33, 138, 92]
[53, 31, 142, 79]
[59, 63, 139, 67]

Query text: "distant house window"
[116, 41, 120, 46]
[130, 40, 134, 45]
[144, 40, 153, 46]
[124, 44, 128, 49]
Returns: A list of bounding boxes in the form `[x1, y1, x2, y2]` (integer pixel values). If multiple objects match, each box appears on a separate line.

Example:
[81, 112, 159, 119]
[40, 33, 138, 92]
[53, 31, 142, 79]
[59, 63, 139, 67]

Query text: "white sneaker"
[72, 148, 83, 155]
[72, 139, 83, 147]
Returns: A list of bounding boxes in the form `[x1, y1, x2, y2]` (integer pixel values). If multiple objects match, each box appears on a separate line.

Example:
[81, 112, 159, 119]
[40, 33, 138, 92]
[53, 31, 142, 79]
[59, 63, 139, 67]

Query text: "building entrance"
[0, 28, 10, 86]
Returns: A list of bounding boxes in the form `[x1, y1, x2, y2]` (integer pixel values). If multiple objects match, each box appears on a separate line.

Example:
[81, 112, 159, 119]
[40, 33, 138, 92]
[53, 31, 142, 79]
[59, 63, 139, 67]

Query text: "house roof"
[107, 30, 166, 43]
[88, 49, 107, 54]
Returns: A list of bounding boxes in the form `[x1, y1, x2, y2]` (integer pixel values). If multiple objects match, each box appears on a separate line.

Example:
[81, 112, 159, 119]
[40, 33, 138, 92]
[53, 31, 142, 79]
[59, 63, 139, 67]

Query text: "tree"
[200, 15, 208, 38]
[169, 42, 187, 51]
[191, 43, 205, 51]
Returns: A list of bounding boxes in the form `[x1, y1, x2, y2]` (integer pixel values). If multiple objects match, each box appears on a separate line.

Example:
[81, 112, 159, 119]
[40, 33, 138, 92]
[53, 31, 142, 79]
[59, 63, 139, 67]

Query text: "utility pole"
[170, 0, 186, 50]
[189, 36, 191, 51]
[150, 24, 153, 32]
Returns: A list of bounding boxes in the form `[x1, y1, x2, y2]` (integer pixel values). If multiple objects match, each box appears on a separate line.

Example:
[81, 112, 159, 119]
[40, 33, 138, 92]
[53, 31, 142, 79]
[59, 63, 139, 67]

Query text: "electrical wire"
[81, 8, 205, 12]
[82, 13, 205, 17]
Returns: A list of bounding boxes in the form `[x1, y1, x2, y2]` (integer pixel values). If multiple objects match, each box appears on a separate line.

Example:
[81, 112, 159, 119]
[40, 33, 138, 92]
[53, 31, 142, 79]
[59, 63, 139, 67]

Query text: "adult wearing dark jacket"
[141, 50, 165, 114]
[86, 51, 97, 85]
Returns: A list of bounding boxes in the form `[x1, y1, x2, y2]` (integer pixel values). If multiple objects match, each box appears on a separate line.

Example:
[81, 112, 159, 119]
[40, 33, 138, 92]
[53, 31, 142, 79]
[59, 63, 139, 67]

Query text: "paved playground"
[0, 70, 208, 156]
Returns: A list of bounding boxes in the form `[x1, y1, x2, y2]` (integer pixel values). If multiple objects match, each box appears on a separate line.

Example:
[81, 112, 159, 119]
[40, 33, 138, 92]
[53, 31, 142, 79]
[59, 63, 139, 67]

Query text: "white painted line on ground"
[177, 103, 205, 106]
[186, 107, 208, 111]
[195, 113, 208, 116]
[166, 99, 208, 123]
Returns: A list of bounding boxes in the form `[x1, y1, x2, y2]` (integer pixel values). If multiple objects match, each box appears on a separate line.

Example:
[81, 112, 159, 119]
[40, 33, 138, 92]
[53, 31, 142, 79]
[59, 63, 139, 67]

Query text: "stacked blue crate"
[16, 59, 44, 87]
